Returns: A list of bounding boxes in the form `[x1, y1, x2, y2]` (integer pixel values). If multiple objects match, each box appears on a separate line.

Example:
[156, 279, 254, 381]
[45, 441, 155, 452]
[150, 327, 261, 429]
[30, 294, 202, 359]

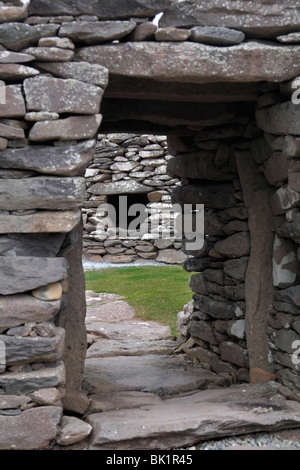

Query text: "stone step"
[86, 338, 177, 358]
[83, 354, 227, 396]
[85, 383, 300, 450]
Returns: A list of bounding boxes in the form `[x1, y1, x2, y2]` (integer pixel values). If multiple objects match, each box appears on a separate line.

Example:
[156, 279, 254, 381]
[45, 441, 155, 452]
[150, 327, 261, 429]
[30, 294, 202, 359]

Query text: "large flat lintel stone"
[75, 41, 300, 84]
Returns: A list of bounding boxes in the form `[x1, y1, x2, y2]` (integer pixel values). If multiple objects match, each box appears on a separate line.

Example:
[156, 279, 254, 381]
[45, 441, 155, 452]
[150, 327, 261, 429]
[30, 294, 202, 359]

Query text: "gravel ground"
[183, 429, 300, 450]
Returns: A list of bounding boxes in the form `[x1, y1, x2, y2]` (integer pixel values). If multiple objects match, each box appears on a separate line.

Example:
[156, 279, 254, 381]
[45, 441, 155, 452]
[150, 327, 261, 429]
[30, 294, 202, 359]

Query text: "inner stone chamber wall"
[0, 0, 299, 450]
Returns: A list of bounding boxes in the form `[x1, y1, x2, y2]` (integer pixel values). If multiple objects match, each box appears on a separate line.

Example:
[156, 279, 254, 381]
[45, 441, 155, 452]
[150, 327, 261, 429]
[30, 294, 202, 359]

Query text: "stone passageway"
[80, 290, 300, 450]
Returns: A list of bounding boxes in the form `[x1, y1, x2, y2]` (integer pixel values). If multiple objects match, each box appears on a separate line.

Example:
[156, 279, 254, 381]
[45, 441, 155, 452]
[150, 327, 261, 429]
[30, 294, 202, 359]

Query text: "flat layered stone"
[38, 36, 75, 49]
[86, 319, 170, 341]
[0, 64, 39, 81]
[86, 338, 176, 358]
[256, 102, 300, 135]
[0, 122, 25, 139]
[0, 140, 96, 176]
[23, 46, 74, 62]
[75, 41, 300, 84]
[88, 391, 163, 413]
[0, 51, 34, 63]
[29, 114, 102, 141]
[160, 0, 300, 38]
[190, 26, 245, 45]
[0, 328, 65, 365]
[275, 285, 300, 306]
[0, 294, 61, 332]
[155, 27, 191, 41]
[156, 249, 187, 264]
[0, 23, 59, 51]
[86, 302, 135, 323]
[277, 32, 300, 44]
[0, 177, 86, 211]
[0, 362, 65, 394]
[83, 355, 226, 396]
[0, 256, 68, 295]
[88, 180, 153, 195]
[59, 20, 136, 45]
[0, 210, 82, 234]
[0, 3, 28, 23]
[35, 61, 109, 87]
[0, 233, 65, 257]
[0, 406, 62, 450]
[29, 0, 172, 19]
[193, 294, 241, 319]
[56, 416, 92, 446]
[0, 85, 26, 118]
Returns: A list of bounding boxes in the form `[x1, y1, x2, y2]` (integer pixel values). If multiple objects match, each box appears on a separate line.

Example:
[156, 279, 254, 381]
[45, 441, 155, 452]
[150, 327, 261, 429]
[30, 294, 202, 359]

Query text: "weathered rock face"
[159, 0, 300, 38]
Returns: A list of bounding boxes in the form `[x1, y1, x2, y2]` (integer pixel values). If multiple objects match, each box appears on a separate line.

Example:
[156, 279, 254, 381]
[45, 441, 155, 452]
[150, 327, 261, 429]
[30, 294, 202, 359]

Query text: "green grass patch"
[85, 266, 192, 336]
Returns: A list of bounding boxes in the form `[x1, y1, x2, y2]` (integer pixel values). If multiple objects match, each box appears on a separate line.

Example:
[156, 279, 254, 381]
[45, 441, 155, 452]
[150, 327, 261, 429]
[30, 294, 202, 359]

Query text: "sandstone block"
[156, 249, 187, 264]
[29, 114, 102, 141]
[24, 76, 102, 114]
[250, 368, 277, 384]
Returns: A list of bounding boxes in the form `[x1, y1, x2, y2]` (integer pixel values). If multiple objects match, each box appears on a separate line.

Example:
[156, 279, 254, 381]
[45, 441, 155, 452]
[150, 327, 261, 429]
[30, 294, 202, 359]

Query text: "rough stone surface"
[156, 249, 187, 264]
[0, 256, 68, 295]
[29, 114, 102, 141]
[76, 42, 300, 84]
[256, 102, 300, 135]
[159, 0, 300, 38]
[272, 235, 297, 288]
[0, 85, 26, 118]
[0, 407, 62, 450]
[0, 177, 86, 210]
[24, 76, 103, 115]
[35, 61, 109, 87]
[29, 0, 172, 19]
[0, 23, 59, 51]
[0, 64, 39, 81]
[22, 46, 74, 61]
[56, 416, 92, 446]
[0, 210, 82, 234]
[190, 26, 245, 46]
[59, 20, 136, 45]
[86, 339, 176, 358]
[87, 386, 300, 450]
[88, 180, 153, 195]
[0, 294, 61, 333]
[83, 355, 226, 396]
[0, 140, 96, 176]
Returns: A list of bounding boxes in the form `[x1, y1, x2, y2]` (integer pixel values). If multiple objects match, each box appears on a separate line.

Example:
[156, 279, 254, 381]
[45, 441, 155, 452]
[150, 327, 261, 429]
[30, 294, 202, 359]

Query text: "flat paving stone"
[86, 302, 136, 324]
[86, 319, 171, 341]
[87, 391, 164, 413]
[83, 354, 227, 396]
[86, 338, 177, 358]
[86, 383, 300, 450]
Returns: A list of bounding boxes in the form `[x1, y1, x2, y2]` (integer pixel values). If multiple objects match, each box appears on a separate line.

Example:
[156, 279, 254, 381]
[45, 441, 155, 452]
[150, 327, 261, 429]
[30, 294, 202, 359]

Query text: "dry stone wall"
[0, 0, 299, 450]
[83, 133, 187, 265]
